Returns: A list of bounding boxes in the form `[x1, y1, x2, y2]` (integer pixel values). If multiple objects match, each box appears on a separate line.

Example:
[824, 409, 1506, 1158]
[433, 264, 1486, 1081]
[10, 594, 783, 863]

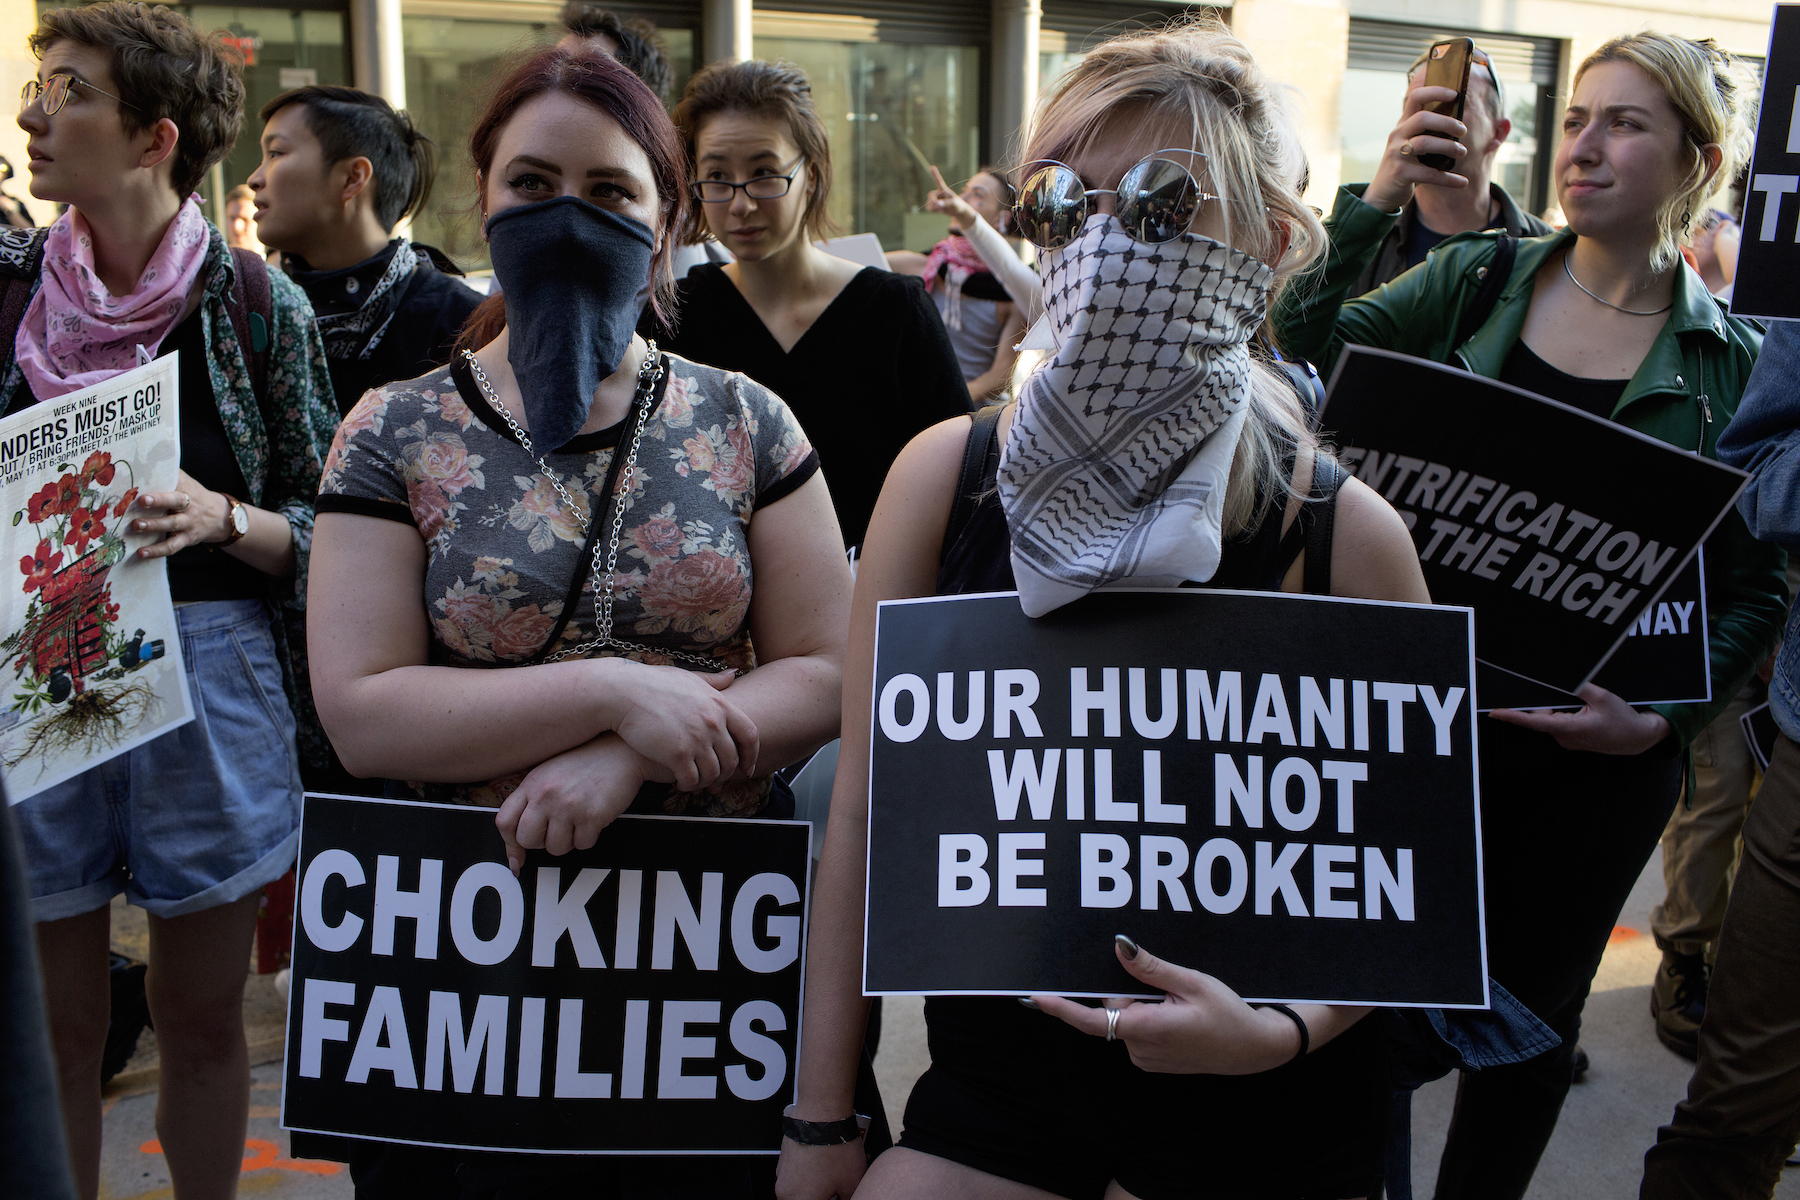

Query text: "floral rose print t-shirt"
[316, 351, 818, 813]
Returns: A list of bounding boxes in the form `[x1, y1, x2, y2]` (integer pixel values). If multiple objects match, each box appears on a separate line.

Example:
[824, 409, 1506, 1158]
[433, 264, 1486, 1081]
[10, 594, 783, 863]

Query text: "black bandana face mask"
[485, 195, 657, 451]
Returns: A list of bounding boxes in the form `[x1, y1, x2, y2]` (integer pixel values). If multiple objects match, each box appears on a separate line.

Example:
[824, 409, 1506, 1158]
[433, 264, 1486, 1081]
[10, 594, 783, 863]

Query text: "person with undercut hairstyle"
[250, 85, 481, 416]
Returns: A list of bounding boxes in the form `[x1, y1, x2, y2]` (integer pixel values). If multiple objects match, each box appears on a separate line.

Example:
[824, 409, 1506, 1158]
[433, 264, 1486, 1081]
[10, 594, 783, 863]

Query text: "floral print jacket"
[0, 223, 339, 772]
[0, 224, 339, 606]
[318, 351, 818, 813]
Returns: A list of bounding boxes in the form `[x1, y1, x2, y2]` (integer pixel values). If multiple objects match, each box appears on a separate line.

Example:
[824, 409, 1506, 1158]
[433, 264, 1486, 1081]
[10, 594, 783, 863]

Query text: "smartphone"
[1419, 38, 1474, 173]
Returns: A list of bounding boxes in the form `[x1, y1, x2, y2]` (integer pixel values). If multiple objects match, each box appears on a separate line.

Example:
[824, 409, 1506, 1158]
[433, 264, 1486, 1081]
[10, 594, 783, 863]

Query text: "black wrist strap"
[1258, 1003, 1310, 1062]
[781, 1112, 867, 1146]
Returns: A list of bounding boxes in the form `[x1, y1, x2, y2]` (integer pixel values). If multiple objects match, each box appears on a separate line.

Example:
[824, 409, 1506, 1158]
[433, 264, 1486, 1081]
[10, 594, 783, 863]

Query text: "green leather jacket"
[1274, 189, 1787, 748]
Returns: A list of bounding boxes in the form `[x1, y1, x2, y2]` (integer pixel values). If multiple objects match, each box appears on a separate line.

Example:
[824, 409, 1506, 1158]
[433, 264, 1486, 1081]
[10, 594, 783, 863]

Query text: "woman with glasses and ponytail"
[777, 22, 1430, 1200]
[646, 60, 972, 554]
[1274, 33, 1786, 1200]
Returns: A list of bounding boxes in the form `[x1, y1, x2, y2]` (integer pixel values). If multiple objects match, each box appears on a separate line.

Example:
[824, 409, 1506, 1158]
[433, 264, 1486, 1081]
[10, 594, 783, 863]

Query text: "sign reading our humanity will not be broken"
[863, 589, 1488, 1009]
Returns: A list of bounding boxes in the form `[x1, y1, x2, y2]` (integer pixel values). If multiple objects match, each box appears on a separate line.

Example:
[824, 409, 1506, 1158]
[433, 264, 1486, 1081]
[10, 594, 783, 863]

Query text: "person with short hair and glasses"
[644, 58, 971, 554]
[6, 4, 336, 1197]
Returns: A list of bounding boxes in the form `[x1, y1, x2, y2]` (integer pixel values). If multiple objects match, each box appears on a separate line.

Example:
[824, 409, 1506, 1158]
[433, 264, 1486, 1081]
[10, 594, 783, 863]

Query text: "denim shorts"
[15, 598, 303, 922]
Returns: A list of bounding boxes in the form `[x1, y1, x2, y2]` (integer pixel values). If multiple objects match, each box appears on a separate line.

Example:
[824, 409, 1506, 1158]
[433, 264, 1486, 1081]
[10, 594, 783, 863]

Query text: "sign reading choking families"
[1321, 347, 1745, 697]
[863, 589, 1485, 1007]
[281, 795, 809, 1154]
[1732, 3, 1800, 321]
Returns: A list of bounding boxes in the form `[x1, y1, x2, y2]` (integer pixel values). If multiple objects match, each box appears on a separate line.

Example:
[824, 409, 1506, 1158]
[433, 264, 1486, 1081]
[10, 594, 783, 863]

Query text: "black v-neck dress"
[646, 264, 972, 549]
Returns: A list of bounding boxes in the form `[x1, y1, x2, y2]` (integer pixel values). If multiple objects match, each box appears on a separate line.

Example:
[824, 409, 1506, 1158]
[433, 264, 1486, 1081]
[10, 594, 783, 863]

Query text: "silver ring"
[1104, 1007, 1120, 1042]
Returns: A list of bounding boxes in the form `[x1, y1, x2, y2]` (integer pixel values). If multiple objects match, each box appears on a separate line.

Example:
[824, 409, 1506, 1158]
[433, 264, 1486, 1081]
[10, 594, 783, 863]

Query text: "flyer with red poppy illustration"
[0, 356, 189, 803]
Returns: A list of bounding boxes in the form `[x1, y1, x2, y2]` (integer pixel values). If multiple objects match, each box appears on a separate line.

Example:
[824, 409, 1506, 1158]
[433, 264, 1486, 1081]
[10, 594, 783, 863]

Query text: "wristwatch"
[220, 494, 249, 546]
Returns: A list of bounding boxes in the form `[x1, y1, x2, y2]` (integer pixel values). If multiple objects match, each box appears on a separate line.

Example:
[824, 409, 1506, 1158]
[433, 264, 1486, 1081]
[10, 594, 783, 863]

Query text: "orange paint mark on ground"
[138, 1136, 343, 1177]
[1609, 925, 1643, 944]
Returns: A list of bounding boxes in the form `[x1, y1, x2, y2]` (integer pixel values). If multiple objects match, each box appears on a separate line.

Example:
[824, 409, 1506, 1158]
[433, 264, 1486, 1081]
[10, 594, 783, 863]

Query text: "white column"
[990, 0, 1040, 165]
[702, 0, 754, 67]
[350, 0, 407, 110]
[1231, 0, 1346, 201]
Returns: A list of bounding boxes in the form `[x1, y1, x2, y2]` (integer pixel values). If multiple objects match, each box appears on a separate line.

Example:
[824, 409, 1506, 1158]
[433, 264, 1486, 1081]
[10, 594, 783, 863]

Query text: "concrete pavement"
[92, 850, 1798, 1198]
[867, 844, 1800, 1198]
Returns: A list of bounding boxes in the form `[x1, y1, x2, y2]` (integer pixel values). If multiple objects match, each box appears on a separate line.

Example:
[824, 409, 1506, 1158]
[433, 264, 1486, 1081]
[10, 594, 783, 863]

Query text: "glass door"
[752, 35, 981, 252]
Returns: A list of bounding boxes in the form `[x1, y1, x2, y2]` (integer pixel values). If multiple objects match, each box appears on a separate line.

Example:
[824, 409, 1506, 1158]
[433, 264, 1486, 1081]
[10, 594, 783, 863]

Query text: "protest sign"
[282, 795, 809, 1154]
[0, 357, 189, 803]
[1321, 346, 1745, 696]
[1731, 3, 1800, 322]
[863, 589, 1485, 1007]
[1476, 550, 1710, 711]
[1742, 700, 1780, 772]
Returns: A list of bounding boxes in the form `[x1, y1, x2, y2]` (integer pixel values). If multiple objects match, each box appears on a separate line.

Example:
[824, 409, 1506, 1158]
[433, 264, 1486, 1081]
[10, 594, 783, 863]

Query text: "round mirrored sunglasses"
[1011, 150, 1219, 251]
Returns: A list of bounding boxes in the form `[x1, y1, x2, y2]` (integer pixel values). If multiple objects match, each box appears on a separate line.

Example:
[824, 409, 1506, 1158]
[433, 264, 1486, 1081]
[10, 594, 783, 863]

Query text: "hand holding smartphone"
[1418, 38, 1474, 172]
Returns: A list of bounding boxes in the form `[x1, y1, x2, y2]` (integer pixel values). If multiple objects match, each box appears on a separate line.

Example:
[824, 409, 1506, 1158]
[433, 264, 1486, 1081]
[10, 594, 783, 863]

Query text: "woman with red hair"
[307, 46, 852, 1196]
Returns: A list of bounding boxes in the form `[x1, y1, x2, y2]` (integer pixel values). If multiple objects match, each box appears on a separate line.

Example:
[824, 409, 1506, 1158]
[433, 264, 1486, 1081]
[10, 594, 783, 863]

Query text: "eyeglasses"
[692, 156, 805, 204]
[20, 73, 139, 117]
[1012, 150, 1219, 251]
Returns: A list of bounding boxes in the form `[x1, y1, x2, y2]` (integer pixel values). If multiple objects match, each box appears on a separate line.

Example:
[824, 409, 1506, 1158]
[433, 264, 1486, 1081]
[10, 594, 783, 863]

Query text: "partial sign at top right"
[1732, 4, 1800, 322]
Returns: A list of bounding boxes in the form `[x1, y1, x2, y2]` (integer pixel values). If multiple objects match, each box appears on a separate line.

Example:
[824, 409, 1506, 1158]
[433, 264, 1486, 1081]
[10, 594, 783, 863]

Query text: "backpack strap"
[942, 403, 1006, 563]
[0, 228, 51, 381]
[1448, 234, 1516, 365]
[1270, 451, 1348, 595]
[1302, 454, 1348, 597]
[1272, 356, 1327, 426]
[227, 246, 274, 404]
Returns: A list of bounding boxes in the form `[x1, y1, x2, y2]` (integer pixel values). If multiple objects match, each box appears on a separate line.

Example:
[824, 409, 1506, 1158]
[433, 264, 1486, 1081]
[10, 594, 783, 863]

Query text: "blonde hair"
[1020, 18, 1328, 538]
[1574, 33, 1757, 273]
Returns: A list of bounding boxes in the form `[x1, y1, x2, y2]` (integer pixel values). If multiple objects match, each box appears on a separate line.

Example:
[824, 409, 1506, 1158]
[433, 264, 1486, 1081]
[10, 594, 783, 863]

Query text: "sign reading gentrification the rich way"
[863, 589, 1486, 1007]
[1322, 347, 1745, 697]
[1732, 3, 1800, 321]
[282, 795, 809, 1154]
[0, 356, 190, 803]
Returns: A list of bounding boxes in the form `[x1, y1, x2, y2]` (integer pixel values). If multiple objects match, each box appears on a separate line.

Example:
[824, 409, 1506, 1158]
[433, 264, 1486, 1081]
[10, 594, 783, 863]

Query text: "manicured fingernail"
[1115, 934, 1140, 959]
[1017, 998, 1040, 1010]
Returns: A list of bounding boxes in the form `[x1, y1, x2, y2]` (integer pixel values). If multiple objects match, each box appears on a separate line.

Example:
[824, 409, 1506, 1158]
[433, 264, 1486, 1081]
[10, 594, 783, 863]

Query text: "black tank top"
[936, 404, 1346, 598]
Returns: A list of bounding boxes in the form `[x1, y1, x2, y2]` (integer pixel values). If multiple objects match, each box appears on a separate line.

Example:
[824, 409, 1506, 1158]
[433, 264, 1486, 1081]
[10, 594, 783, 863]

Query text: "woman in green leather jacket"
[1276, 31, 1785, 1200]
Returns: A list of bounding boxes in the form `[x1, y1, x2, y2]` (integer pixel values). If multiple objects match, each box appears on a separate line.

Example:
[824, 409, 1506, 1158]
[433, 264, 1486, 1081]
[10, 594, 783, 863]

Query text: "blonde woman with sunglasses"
[777, 22, 1429, 1200]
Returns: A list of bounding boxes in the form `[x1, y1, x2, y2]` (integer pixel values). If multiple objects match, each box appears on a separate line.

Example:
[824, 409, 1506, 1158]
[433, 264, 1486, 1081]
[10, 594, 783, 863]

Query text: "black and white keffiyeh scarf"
[997, 214, 1273, 616]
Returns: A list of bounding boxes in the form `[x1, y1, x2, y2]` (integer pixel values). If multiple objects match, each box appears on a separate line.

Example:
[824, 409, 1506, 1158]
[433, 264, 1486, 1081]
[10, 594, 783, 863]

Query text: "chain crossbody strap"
[461, 345, 722, 670]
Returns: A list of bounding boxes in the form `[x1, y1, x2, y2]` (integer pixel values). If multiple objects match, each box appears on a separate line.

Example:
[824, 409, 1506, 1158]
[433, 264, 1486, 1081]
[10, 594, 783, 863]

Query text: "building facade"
[2, 0, 1777, 265]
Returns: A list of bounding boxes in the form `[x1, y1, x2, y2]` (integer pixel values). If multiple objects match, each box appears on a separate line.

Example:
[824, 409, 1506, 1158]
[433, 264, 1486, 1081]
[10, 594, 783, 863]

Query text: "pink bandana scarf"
[921, 229, 990, 293]
[15, 197, 211, 400]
